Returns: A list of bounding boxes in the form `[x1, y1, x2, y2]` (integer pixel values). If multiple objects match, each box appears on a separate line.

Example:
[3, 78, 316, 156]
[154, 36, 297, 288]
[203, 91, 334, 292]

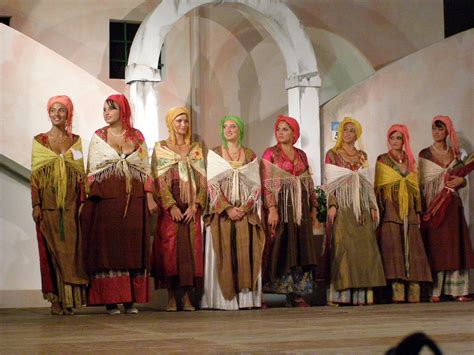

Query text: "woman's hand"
[267, 206, 279, 232]
[226, 207, 245, 221]
[327, 206, 337, 224]
[370, 208, 378, 223]
[32, 205, 42, 223]
[170, 205, 183, 222]
[146, 192, 158, 215]
[183, 204, 198, 224]
[445, 176, 464, 189]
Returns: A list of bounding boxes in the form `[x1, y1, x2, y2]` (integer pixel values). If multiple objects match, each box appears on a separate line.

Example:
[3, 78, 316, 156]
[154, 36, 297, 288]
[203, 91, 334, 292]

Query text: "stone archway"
[126, 0, 322, 183]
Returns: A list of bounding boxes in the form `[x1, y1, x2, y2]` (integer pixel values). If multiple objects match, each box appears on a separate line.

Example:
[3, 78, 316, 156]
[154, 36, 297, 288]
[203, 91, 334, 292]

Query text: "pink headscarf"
[274, 115, 300, 144]
[47, 95, 74, 137]
[107, 94, 133, 140]
[432, 115, 460, 157]
[387, 124, 415, 172]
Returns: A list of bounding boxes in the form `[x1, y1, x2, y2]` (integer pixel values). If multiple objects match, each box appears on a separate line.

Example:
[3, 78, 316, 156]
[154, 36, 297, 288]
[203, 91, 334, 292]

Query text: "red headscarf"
[387, 124, 415, 172]
[274, 115, 300, 144]
[432, 115, 460, 157]
[47, 95, 74, 137]
[107, 94, 133, 140]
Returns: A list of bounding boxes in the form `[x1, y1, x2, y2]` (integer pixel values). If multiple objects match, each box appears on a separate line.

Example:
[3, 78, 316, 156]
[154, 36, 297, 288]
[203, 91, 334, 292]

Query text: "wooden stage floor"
[1, 302, 473, 354]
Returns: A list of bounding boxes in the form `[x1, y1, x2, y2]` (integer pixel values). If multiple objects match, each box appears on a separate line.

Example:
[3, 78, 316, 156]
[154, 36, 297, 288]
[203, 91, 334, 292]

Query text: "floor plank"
[1, 302, 473, 354]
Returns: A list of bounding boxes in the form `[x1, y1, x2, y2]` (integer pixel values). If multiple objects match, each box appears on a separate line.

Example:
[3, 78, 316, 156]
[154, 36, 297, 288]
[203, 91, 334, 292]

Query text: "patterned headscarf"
[106, 94, 133, 141]
[274, 115, 300, 145]
[47, 95, 74, 137]
[334, 117, 363, 151]
[432, 115, 460, 157]
[387, 124, 416, 172]
[166, 107, 191, 145]
[219, 115, 244, 148]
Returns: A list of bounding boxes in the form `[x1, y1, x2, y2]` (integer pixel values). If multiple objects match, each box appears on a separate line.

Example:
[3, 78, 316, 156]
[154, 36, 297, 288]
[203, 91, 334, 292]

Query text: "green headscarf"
[220, 115, 244, 149]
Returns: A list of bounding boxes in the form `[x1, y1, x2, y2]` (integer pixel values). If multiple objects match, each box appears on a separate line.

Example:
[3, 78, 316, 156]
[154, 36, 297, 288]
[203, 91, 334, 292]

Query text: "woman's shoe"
[125, 306, 139, 314]
[429, 296, 441, 303]
[182, 293, 195, 311]
[106, 304, 121, 315]
[50, 302, 64, 315]
[291, 296, 310, 308]
[455, 296, 472, 302]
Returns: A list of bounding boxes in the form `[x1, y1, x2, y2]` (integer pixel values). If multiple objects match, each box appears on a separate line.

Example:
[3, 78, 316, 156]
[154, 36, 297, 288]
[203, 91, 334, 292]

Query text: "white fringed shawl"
[418, 157, 456, 207]
[207, 149, 260, 213]
[324, 163, 379, 225]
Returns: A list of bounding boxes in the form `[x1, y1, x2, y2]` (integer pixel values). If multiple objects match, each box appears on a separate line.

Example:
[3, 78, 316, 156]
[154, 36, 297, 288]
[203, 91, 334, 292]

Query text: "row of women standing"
[31, 94, 473, 315]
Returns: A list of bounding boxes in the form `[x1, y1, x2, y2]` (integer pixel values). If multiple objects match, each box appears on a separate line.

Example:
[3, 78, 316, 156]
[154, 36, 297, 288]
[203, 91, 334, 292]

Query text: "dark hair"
[433, 120, 446, 129]
[105, 99, 120, 110]
[386, 332, 442, 355]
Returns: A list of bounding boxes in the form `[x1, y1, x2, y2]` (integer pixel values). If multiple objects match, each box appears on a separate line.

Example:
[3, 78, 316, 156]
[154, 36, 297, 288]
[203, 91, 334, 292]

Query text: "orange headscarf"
[387, 124, 416, 172]
[432, 115, 460, 157]
[274, 115, 300, 144]
[166, 107, 191, 145]
[47, 95, 74, 137]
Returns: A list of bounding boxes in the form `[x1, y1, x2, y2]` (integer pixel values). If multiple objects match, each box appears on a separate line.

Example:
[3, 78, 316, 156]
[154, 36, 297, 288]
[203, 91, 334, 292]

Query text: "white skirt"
[201, 225, 262, 310]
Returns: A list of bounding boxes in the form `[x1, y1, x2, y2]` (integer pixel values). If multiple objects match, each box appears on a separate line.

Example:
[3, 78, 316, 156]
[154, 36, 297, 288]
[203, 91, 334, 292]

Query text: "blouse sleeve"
[261, 148, 277, 209]
[324, 150, 338, 209]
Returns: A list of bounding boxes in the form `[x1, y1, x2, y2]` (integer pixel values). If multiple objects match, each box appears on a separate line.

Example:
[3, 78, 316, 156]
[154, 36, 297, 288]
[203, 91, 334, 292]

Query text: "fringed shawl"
[207, 149, 260, 213]
[324, 163, 379, 225]
[87, 133, 150, 217]
[151, 141, 206, 206]
[375, 161, 420, 220]
[31, 137, 85, 209]
[419, 157, 456, 207]
[261, 158, 313, 225]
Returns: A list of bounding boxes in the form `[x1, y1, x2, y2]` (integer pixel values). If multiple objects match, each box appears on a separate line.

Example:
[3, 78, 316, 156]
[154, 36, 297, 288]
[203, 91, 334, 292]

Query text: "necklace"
[225, 147, 242, 161]
[431, 144, 449, 155]
[341, 146, 358, 157]
[108, 128, 125, 137]
[48, 133, 68, 144]
[389, 150, 406, 164]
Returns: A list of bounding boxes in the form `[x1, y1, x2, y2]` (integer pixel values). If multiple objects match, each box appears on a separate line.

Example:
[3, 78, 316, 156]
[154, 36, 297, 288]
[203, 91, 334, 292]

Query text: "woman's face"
[223, 120, 240, 143]
[49, 102, 68, 128]
[342, 122, 357, 144]
[103, 101, 121, 126]
[432, 122, 448, 142]
[388, 131, 404, 151]
[276, 121, 294, 144]
[173, 113, 189, 136]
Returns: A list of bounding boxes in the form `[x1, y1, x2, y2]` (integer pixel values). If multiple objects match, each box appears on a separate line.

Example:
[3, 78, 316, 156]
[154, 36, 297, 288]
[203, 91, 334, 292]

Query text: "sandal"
[455, 296, 472, 302]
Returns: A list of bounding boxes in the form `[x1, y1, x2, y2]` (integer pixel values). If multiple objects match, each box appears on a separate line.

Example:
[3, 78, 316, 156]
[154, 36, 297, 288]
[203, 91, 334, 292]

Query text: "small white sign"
[331, 122, 340, 142]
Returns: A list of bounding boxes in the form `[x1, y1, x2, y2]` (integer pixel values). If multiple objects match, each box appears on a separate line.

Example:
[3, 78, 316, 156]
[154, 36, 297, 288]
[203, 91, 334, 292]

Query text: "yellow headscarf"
[166, 107, 191, 145]
[333, 117, 363, 151]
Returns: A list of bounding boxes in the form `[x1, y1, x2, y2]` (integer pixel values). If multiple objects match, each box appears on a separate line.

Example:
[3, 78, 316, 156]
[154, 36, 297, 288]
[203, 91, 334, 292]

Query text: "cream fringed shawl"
[324, 163, 379, 225]
[418, 157, 456, 207]
[261, 159, 313, 225]
[31, 138, 85, 210]
[151, 141, 206, 206]
[207, 149, 260, 212]
[87, 133, 151, 217]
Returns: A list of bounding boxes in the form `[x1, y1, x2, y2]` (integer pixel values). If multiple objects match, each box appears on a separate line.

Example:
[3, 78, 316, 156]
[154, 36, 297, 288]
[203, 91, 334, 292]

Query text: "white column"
[287, 73, 322, 185]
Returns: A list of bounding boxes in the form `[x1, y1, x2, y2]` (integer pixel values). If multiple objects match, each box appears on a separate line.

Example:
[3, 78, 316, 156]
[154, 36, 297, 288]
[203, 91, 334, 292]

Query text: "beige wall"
[0, 0, 160, 93]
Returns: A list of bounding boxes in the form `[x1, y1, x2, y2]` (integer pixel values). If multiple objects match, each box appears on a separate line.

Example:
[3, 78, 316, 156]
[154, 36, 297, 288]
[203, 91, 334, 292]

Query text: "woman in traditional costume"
[375, 124, 432, 303]
[261, 115, 318, 307]
[325, 117, 385, 305]
[419, 116, 473, 302]
[201, 115, 265, 310]
[31, 95, 88, 315]
[151, 107, 206, 311]
[81, 94, 156, 315]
